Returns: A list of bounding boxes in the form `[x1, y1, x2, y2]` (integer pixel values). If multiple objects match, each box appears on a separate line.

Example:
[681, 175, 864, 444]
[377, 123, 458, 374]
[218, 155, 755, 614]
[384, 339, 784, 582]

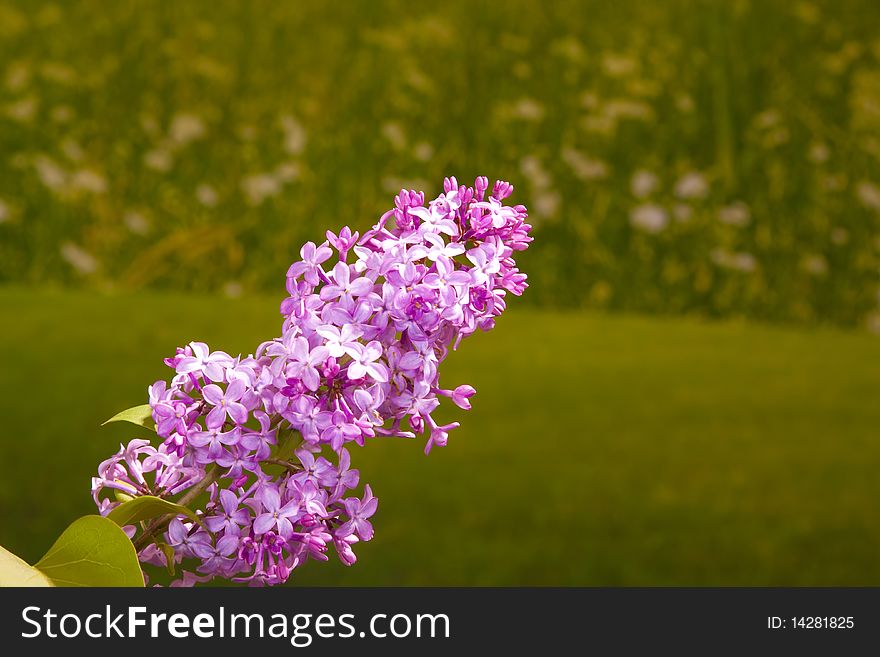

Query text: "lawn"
[0, 287, 878, 585]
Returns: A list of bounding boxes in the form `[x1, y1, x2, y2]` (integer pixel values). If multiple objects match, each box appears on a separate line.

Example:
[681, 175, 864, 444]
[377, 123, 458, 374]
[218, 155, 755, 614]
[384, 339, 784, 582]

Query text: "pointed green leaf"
[107, 495, 201, 527]
[0, 545, 53, 587]
[35, 515, 144, 587]
[156, 542, 177, 576]
[102, 404, 155, 430]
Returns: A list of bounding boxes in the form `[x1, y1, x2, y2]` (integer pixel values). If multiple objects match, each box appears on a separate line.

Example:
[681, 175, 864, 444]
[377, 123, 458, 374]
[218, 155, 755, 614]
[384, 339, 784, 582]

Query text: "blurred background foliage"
[1, 0, 879, 328]
[1, 1, 880, 586]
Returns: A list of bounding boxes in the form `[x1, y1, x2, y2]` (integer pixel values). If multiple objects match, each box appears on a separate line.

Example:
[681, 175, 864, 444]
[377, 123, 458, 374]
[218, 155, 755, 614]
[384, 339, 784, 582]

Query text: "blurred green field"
[1, 287, 878, 585]
[1, 0, 879, 328]
[2, 0, 880, 587]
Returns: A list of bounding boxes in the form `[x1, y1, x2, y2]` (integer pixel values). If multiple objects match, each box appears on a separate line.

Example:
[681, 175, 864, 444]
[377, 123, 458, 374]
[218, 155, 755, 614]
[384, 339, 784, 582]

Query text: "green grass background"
[1, 288, 878, 585]
[1, 0, 879, 585]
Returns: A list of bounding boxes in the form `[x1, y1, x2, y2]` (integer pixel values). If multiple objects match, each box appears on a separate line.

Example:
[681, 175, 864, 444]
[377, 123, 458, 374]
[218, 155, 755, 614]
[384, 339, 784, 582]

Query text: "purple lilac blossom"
[91, 177, 532, 586]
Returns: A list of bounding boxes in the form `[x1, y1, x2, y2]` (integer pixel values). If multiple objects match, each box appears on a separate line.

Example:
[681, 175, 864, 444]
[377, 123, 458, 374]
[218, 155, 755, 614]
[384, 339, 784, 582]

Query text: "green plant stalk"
[130, 425, 303, 552]
[133, 465, 221, 551]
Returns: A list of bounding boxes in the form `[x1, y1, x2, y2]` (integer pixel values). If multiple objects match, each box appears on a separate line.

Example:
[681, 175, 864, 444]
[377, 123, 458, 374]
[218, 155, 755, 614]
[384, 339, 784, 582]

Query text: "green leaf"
[156, 542, 176, 576]
[34, 515, 144, 587]
[107, 495, 201, 527]
[102, 404, 155, 430]
[0, 545, 53, 587]
[114, 490, 135, 504]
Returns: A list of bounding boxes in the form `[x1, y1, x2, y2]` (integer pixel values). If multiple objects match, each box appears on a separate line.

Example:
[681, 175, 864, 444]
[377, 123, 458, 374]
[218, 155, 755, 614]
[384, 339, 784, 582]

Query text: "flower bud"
[451, 384, 476, 410]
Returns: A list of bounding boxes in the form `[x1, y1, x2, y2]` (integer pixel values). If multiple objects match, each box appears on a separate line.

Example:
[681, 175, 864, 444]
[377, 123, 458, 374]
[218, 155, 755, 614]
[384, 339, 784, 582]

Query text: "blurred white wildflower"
[223, 281, 243, 298]
[604, 99, 654, 123]
[60, 242, 98, 275]
[519, 155, 560, 220]
[754, 109, 782, 129]
[274, 162, 301, 183]
[551, 36, 585, 63]
[601, 53, 638, 78]
[822, 174, 847, 192]
[170, 113, 206, 146]
[196, 184, 218, 207]
[61, 138, 84, 162]
[718, 201, 751, 227]
[802, 254, 829, 276]
[191, 56, 232, 83]
[281, 115, 307, 155]
[751, 108, 789, 149]
[808, 141, 830, 164]
[34, 156, 66, 191]
[580, 91, 600, 110]
[763, 126, 790, 148]
[381, 122, 406, 151]
[4, 61, 31, 91]
[673, 203, 693, 222]
[124, 211, 151, 235]
[533, 190, 561, 219]
[241, 174, 282, 206]
[675, 172, 709, 200]
[627, 78, 661, 98]
[630, 204, 669, 233]
[675, 94, 695, 113]
[561, 147, 608, 181]
[510, 98, 545, 121]
[580, 114, 616, 136]
[711, 249, 757, 272]
[863, 136, 880, 160]
[850, 69, 880, 132]
[413, 142, 434, 162]
[144, 149, 173, 172]
[70, 169, 107, 194]
[631, 169, 659, 198]
[520, 156, 553, 190]
[404, 66, 432, 93]
[856, 181, 880, 211]
[4, 95, 38, 123]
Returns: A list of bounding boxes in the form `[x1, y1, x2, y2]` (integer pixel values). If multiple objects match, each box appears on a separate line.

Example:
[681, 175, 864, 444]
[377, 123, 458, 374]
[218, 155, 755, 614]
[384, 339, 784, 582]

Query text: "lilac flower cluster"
[91, 176, 532, 586]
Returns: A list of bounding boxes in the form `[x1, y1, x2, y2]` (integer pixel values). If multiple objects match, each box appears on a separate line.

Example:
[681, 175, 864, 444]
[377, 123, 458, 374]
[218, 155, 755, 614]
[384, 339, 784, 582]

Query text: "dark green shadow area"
[0, 287, 878, 585]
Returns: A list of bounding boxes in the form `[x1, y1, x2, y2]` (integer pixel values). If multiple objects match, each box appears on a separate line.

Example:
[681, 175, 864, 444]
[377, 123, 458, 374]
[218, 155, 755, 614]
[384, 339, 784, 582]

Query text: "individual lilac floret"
[286, 241, 333, 287]
[91, 176, 532, 586]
